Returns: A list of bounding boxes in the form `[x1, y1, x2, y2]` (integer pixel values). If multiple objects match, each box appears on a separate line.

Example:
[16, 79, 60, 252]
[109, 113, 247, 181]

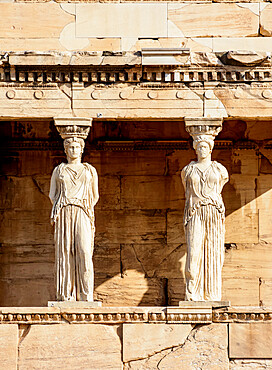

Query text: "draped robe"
[49, 163, 97, 301]
[181, 161, 228, 301]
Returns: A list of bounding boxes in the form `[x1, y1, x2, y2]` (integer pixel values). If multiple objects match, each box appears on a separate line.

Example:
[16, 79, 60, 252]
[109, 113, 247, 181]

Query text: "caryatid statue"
[181, 119, 229, 301]
[49, 118, 99, 302]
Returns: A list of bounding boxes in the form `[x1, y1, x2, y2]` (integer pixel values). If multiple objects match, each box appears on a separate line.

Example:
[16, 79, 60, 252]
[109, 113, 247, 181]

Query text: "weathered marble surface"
[229, 323, 272, 359]
[49, 125, 99, 302]
[0, 324, 18, 369]
[0, 3, 271, 53]
[182, 122, 228, 301]
[48, 301, 102, 308]
[124, 323, 228, 369]
[18, 324, 122, 370]
[123, 323, 193, 362]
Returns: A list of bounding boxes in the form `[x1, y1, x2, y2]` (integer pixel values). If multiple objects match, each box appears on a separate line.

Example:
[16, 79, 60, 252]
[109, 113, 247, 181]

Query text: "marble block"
[48, 301, 102, 308]
[123, 323, 193, 362]
[0, 324, 18, 369]
[179, 301, 230, 308]
[229, 323, 272, 358]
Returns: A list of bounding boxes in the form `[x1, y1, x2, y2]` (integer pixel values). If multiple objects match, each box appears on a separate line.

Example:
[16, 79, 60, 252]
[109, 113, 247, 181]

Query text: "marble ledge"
[48, 301, 102, 308]
[0, 306, 271, 325]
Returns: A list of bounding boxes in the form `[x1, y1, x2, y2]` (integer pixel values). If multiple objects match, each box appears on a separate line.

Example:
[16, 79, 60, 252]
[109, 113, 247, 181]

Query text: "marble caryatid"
[49, 121, 99, 302]
[181, 123, 229, 301]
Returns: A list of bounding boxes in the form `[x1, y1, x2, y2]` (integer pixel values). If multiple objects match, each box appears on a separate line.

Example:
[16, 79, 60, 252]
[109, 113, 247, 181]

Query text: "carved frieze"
[1, 139, 269, 151]
[0, 307, 272, 324]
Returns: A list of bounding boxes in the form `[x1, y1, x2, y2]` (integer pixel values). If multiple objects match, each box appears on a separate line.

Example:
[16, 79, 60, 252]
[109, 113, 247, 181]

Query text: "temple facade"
[0, 2, 272, 369]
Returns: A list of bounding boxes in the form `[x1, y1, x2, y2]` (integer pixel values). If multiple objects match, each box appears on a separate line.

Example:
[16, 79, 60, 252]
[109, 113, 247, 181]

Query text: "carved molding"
[1, 52, 272, 85]
[0, 81, 271, 120]
[0, 67, 271, 84]
[0, 140, 266, 151]
[96, 140, 190, 151]
[213, 310, 272, 323]
[54, 117, 92, 140]
[185, 117, 223, 143]
[0, 307, 272, 324]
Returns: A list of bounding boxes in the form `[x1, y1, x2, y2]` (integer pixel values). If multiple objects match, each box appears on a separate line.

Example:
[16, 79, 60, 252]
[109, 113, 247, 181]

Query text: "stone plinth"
[48, 301, 102, 308]
[179, 301, 230, 308]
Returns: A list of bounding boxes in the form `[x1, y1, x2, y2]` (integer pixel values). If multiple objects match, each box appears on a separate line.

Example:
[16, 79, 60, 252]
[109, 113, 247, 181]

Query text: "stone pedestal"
[179, 301, 230, 308]
[48, 301, 102, 308]
[1, 305, 271, 369]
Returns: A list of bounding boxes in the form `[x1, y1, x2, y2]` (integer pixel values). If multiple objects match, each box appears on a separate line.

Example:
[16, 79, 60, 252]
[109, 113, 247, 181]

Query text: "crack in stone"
[124, 346, 177, 367]
[156, 324, 211, 369]
[123, 325, 197, 369]
[61, 314, 73, 325]
[17, 325, 32, 369]
[59, 83, 73, 113]
[32, 177, 47, 197]
[152, 243, 184, 279]
[156, 346, 179, 369]
[131, 244, 149, 278]
[120, 244, 124, 278]
[18, 324, 31, 346]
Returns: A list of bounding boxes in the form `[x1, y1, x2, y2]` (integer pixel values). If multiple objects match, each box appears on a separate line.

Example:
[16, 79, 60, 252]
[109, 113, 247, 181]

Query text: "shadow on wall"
[0, 119, 271, 306]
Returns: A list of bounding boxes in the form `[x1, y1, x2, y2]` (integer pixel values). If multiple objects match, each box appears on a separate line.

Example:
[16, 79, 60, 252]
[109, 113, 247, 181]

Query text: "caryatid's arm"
[91, 166, 99, 207]
[49, 167, 60, 205]
[217, 163, 229, 192]
[181, 167, 186, 190]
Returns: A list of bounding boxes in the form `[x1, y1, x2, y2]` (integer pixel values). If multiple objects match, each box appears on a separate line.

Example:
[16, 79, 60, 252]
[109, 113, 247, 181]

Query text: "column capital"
[185, 117, 223, 128]
[53, 117, 92, 140]
[184, 117, 223, 139]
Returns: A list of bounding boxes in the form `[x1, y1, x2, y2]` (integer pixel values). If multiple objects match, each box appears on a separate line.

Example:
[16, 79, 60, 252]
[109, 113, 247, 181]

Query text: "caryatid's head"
[192, 134, 214, 160]
[63, 137, 85, 160]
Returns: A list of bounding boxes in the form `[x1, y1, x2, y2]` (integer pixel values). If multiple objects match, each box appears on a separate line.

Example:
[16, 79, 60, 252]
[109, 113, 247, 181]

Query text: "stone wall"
[0, 119, 271, 307]
[0, 2, 272, 53]
[1, 306, 272, 370]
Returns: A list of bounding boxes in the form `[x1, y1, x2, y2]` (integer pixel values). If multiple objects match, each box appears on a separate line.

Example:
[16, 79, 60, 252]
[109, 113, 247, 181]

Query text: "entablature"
[0, 51, 271, 120]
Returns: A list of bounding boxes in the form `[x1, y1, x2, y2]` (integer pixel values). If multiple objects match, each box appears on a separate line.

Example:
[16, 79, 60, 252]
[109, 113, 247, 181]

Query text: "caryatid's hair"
[63, 137, 85, 155]
[192, 134, 215, 151]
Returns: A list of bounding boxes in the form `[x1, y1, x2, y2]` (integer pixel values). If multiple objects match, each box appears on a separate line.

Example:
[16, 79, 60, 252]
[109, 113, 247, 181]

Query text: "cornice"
[0, 51, 272, 85]
[0, 53, 271, 120]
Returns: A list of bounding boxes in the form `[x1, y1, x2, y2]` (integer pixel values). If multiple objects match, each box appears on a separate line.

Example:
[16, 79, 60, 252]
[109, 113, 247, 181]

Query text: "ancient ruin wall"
[0, 119, 271, 307]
